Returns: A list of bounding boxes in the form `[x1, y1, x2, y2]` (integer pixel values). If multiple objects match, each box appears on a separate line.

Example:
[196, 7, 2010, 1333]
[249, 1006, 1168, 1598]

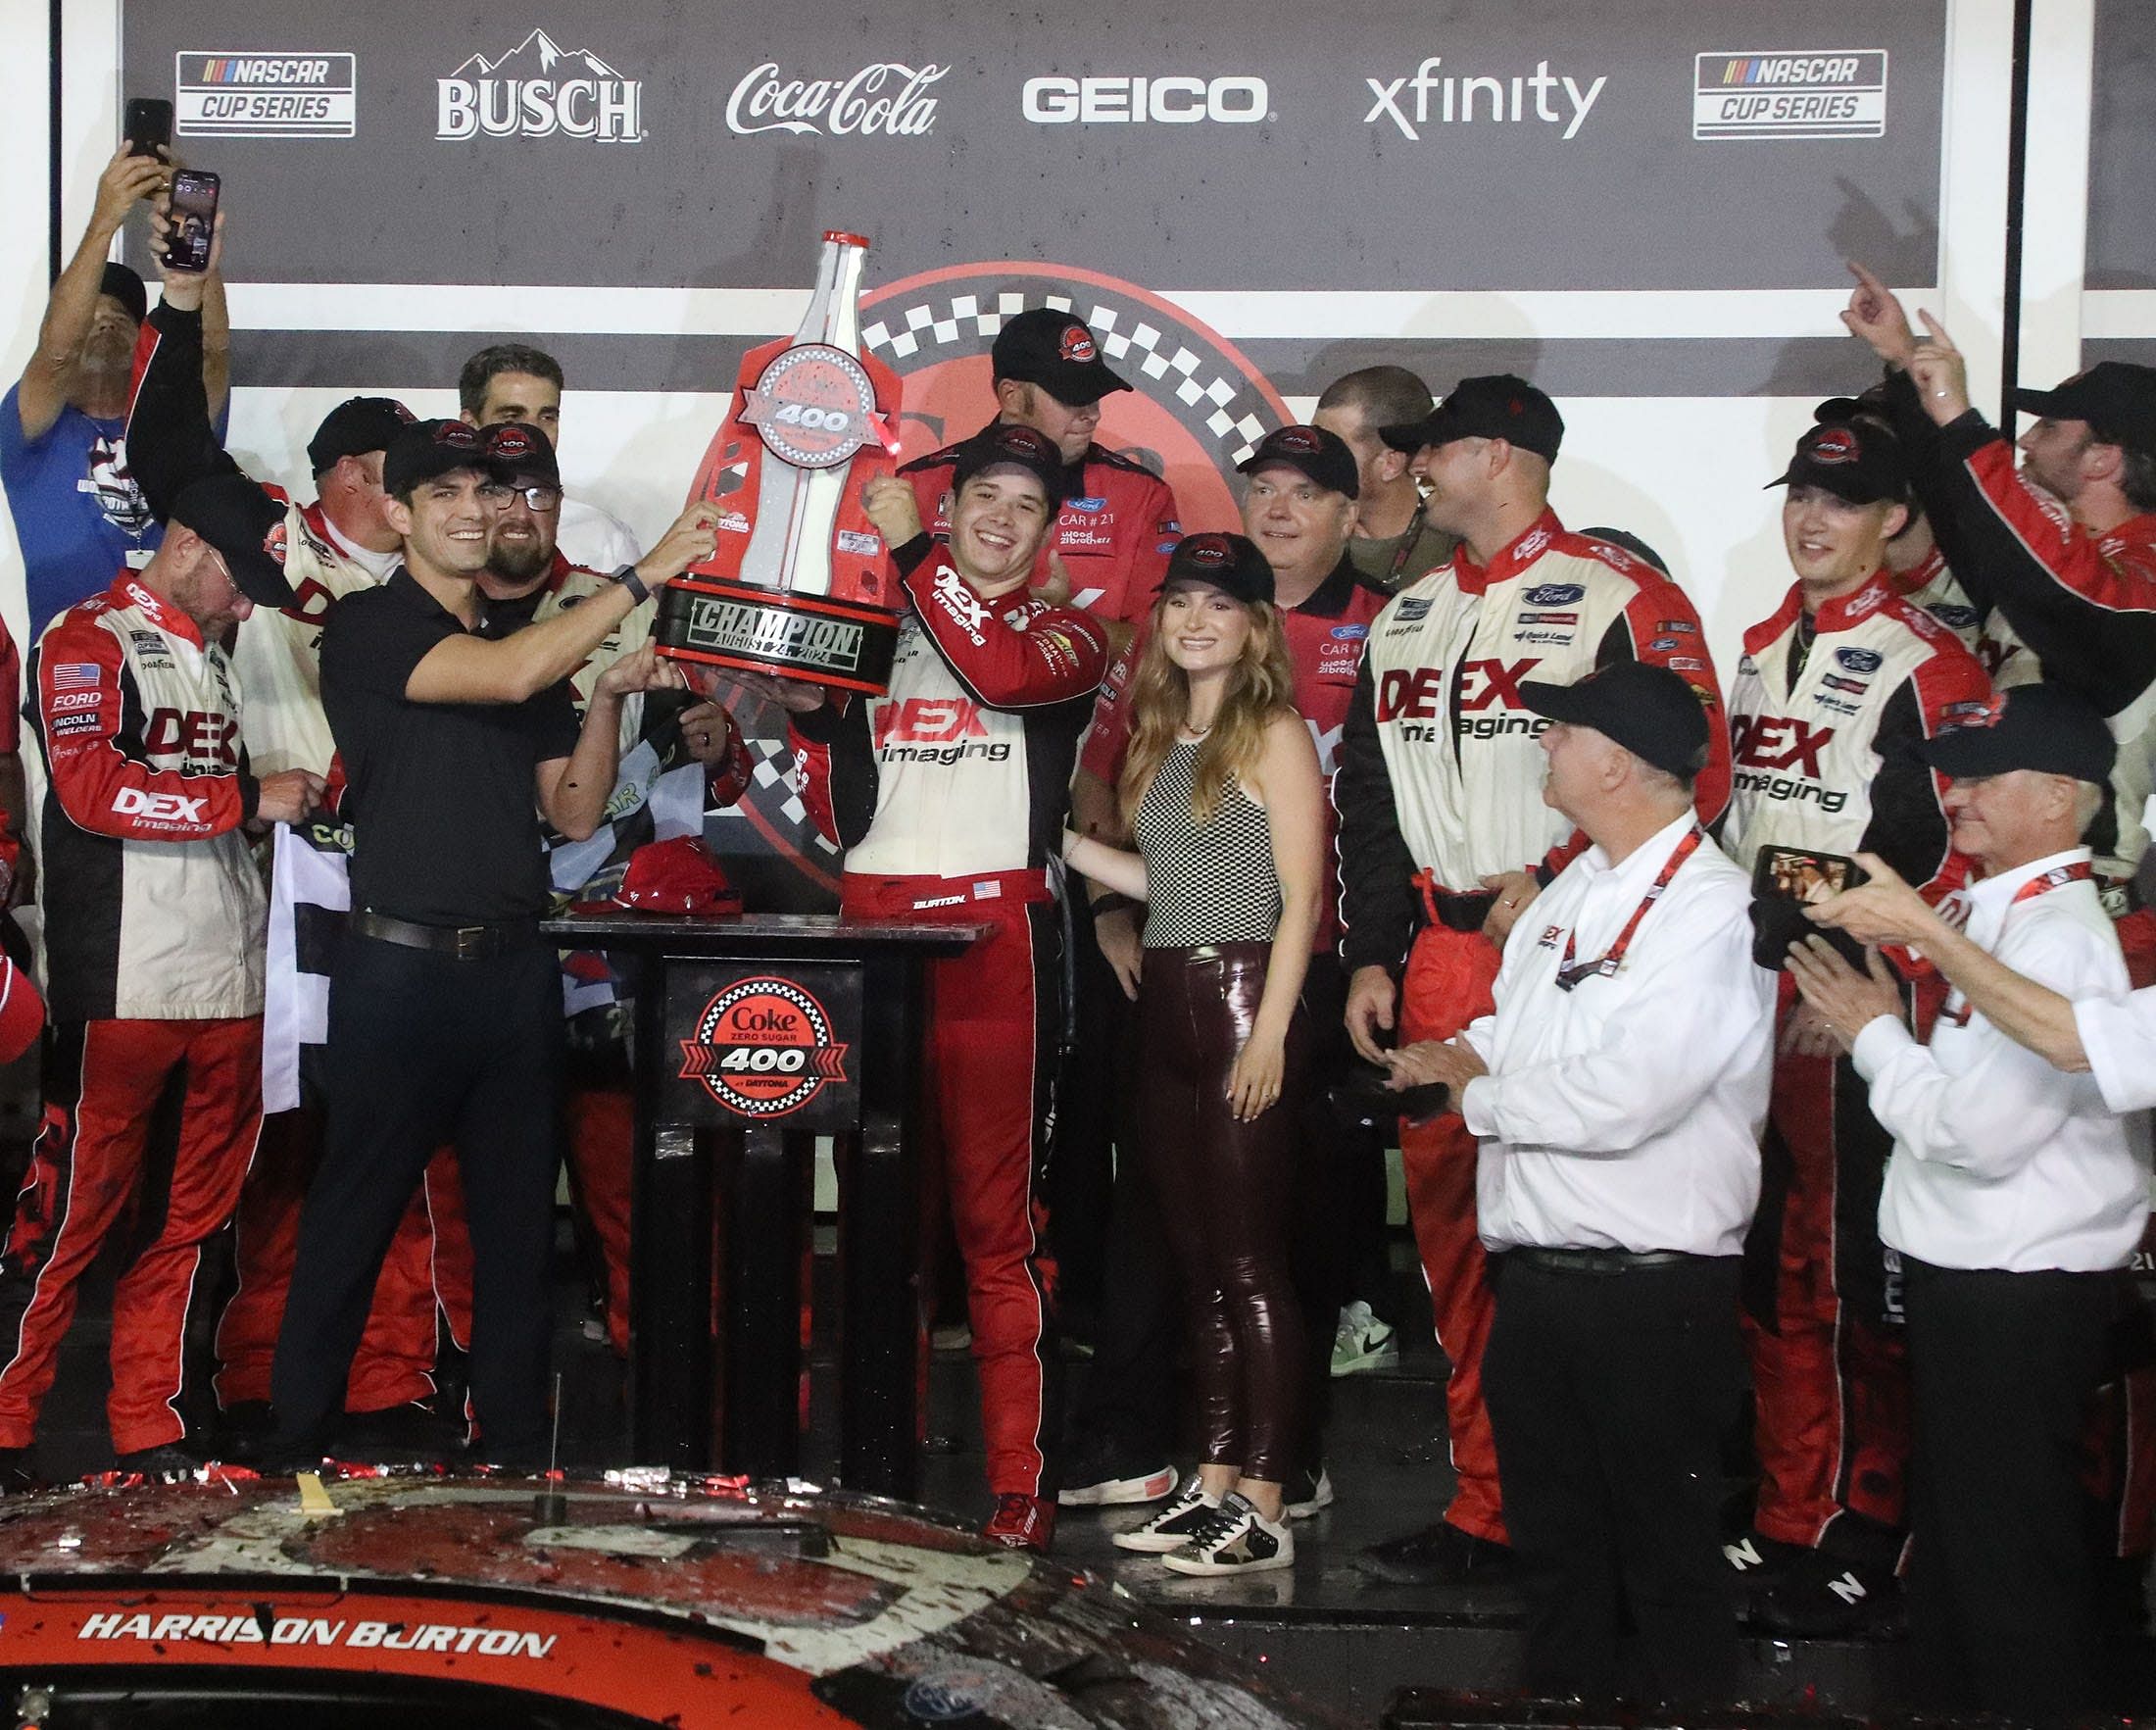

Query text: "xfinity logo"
[727, 62, 945, 136]
[1364, 58, 1607, 141]
[1024, 75, 1269, 125]
[437, 29, 643, 143]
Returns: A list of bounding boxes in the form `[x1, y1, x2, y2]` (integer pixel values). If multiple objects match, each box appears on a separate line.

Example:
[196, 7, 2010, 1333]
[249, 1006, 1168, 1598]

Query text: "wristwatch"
[611, 563, 652, 605]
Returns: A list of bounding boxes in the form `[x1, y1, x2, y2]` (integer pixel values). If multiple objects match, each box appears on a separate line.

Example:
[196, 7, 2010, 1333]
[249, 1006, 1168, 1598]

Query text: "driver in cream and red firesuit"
[720, 423, 1109, 1554]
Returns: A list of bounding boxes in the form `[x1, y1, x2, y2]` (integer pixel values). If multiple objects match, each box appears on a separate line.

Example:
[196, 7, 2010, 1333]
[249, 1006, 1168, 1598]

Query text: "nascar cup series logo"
[438, 29, 643, 142]
[1692, 50, 1887, 141]
[678, 975, 849, 1119]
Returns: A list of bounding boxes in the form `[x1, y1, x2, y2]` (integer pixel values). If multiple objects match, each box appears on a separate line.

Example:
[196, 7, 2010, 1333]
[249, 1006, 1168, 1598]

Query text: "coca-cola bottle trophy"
[656, 231, 904, 693]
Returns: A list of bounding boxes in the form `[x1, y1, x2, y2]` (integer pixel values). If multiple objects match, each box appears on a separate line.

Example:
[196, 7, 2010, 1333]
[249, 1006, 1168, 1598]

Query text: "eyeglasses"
[477, 483, 564, 512]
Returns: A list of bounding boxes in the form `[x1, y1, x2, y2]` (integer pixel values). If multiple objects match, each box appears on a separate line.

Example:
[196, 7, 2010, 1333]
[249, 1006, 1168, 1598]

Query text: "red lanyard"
[1941, 861, 2093, 1026]
[1554, 825, 1706, 992]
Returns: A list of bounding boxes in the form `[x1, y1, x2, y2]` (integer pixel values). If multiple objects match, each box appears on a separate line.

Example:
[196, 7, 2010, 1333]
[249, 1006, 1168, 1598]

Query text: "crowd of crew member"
[0, 146, 2153, 1723]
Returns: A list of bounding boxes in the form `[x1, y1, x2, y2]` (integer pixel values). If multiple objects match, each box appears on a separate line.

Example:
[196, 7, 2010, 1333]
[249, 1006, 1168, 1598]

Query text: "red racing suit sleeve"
[0, 948, 42, 1065]
[1076, 638, 1142, 786]
[896, 536, 1110, 706]
[1862, 638, 1992, 901]
[1334, 654, 1419, 974]
[786, 695, 875, 850]
[125, 301, 248, 521]
[1903, 395, 2156, 715]
[36, 612, 256, 840]
[1112, 472, 1184, 630]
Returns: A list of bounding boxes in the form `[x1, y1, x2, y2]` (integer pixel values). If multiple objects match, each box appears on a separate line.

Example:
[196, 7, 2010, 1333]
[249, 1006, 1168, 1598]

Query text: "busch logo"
[438, 30, 643, 143]
[1732, 714, 1834, 777]
[726, 62, 945, 137]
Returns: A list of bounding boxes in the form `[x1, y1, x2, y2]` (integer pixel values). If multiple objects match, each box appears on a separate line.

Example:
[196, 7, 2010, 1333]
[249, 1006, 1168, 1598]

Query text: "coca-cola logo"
[725, 62, 946, 137]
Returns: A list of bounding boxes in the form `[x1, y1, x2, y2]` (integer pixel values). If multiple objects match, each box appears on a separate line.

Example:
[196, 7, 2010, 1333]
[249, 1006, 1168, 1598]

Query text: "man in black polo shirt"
[270, 420, 715, 1463]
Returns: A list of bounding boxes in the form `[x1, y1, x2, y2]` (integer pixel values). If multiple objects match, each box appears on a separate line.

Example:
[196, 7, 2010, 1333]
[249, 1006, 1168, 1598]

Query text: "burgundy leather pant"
[1137, 942, 1308, 1483]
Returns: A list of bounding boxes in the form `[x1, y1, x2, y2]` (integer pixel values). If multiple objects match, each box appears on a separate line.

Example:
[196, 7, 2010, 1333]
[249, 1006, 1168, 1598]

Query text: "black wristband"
[612, 563, 652, 606]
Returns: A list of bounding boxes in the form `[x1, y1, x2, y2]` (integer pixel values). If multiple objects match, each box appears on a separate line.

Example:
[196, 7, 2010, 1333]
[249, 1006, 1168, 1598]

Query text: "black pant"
[1903, 1255, 2113, 1724]
[1484, 1252, 1742, 1706]
[271, 932, 563, 1457]
[1138, 943, 1308, 1483]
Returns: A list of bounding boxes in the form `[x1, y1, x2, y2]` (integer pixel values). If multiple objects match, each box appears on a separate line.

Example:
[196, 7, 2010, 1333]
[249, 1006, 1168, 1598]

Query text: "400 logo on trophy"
[656, 230, 906, 694]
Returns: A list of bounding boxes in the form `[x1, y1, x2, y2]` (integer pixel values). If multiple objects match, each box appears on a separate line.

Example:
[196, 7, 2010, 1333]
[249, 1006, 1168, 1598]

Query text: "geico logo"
[874, 696, 989, 747]
[1731, 714, 1833, 777]
[437, 77, 641, 141]
[1022, 75, 1268, 124]
[1456, 657, 1539, 711]
[112, 787, 208, 823]
[143, 708, 239, 766]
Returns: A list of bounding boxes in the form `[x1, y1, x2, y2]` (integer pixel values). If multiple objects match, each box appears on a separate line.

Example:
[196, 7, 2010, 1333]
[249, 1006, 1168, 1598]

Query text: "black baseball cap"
[1237, 423, 1359, 499]
[1814, 379, 1894, 426]
[481, 420, 561, 488]
[950, 422, 1069, 502]
[98, 263, 147, 327]
[309, 396, 417, 475]
[1379, 373, 1565, 463]
[2013, 362, 2156, 460]
[169, 475, 298, 609]
[1519, 661, 1712, 781]
[1921, 683, 2116, 785]
[991, 308, 1131, 408]
[1768, 420, 1909, 506]
[1158, 531, 1274, 605]
[382, 419, 494, 497]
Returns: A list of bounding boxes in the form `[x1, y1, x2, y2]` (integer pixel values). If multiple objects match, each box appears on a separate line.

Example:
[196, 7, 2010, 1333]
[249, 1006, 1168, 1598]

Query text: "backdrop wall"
[1, 0, 2132, 893]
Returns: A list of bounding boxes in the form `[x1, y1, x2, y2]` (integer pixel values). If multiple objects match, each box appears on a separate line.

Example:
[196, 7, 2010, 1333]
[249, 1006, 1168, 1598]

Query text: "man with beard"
[4, 145, 230, 639]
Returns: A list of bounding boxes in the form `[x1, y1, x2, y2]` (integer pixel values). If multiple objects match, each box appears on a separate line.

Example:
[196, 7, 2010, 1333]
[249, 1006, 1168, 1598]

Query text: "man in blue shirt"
[2, 143, 230, 639]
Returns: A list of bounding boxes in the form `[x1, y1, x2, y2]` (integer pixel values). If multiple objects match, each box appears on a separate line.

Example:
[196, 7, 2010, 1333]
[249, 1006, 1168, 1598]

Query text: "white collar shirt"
[2076, 987, 2156, 1115]
[1856, 846, 2150, 1272]
[1459, 812, 1775, 1258]
[317, 507, 400, 582]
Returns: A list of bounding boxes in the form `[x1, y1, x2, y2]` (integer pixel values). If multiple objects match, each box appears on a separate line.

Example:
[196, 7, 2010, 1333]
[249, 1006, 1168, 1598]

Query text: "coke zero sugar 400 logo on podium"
[739, 344, 884, 470]
[674, 970, 858, 1127]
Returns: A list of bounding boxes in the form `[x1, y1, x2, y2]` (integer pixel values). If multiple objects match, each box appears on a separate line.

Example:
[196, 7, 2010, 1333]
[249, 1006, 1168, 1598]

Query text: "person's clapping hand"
[1787, 937, 1905, 1051]
[1386, 1036, 1487, 1093]
[1806, 852, 1944, 950]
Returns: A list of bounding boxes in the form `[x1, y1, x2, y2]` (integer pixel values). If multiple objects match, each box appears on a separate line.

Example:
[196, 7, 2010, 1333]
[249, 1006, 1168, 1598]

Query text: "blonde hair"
[1119, 592, 1298, 825]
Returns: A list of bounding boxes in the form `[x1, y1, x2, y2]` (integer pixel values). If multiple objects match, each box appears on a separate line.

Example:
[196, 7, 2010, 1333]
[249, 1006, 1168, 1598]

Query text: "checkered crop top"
[1133, 739, 1283, 948]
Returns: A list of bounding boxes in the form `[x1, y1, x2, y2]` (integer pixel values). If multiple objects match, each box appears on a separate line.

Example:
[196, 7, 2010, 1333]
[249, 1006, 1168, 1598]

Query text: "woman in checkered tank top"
[1062, 533, 1325, 1574]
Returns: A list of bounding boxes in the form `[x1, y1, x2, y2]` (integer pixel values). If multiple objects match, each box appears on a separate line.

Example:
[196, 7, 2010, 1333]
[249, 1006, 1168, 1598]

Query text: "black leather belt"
[1414, 875, 1498, 934]
[1509, 1246, 1700, 1274]
[351, 909, 542, 961]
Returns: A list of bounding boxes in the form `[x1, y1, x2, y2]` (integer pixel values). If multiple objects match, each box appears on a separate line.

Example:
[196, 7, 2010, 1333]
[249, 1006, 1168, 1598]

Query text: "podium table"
[541, 912, 984, 1498]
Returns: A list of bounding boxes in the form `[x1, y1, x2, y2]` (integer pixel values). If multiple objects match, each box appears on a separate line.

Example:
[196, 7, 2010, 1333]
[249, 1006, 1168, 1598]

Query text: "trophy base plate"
[656, 578, 901, 695]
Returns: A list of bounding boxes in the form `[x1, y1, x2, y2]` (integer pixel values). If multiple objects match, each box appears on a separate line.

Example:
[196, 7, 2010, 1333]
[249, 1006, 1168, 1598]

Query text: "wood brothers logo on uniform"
[678, 975, 850, 1119]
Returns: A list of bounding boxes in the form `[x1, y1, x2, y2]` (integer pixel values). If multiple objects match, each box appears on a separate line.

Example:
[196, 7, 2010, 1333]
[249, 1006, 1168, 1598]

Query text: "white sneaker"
[1330, 1301, 1398, 1377]
[1285, 1464, 1334, 1519]
[1160, 1492, 1295, 1576]
[1111, 1473, 1220, 1553]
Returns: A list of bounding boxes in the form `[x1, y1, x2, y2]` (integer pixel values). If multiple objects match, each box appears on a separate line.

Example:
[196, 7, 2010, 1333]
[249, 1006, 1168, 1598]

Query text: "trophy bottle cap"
[822, 229, 871, 249]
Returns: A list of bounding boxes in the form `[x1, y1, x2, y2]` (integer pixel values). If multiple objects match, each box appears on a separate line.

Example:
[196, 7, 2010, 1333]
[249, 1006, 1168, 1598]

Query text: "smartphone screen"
[1751, 845, 1868, 907]
[165, 170, 220, 272]
[123, 98, 173, 159]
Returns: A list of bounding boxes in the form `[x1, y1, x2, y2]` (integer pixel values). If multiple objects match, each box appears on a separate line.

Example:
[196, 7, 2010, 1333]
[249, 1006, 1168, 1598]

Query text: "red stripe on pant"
[1397, 922, 1507, 1545]
[842, 874, 1059, 1500]
[214, 1110, 444, 1412]
[0, 1017, 262, 1454]
[1743, 1016, 1910, 1551]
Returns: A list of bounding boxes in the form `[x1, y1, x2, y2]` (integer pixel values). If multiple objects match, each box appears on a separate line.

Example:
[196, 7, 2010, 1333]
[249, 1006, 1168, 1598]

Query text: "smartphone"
[164, 170, 220, 273]
[1751, 844, 1868, 907]
[123, 98, 173, 160]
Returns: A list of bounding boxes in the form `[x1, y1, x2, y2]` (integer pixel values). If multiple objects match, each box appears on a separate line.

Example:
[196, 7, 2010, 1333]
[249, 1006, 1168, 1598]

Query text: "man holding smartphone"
[4, 142, 230, 641]
[1723, 419, 1992, 1633]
